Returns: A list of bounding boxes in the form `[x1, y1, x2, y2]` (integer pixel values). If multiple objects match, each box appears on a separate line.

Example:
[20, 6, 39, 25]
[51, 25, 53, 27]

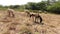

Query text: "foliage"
[47, 2, 60, 14]
[25, 2, 37, 10]
[9, 5, 20, 9]
[0, 0, 60, 14]
[25, 1, 47, 11]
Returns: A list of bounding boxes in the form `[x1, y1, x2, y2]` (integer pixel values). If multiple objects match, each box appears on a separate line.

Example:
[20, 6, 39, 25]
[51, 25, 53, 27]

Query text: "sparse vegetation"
[0, 11, 60, 34]
[0, 0, 60, 34]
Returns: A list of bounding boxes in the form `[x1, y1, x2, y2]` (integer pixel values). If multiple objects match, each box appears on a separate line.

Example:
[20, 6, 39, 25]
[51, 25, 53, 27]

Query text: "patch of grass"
[35, 32, 40, 34]
[17, 25, 33, 34]
[14, 9, 24, 12]
[3, 31, 10, 34]
[50, 25, 56, 28]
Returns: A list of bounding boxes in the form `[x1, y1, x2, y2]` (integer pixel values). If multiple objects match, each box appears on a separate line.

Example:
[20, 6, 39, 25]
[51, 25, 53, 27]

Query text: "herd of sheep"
[7, 8, 43, 25]
[7, 9, 43, 24]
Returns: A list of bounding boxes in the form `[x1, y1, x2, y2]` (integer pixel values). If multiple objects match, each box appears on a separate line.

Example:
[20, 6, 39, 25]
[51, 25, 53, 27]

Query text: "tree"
[25, 2, 37, 10]
[37, 1, 47, 11]
[9, 5, 20, 9]
[25, 2, 47, 11]
[47, 2, 60, 14]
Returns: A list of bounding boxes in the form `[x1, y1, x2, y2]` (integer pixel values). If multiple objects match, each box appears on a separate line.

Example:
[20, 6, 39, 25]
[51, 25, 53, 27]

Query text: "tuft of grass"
[3, 31, 10, 34]
[16, 25, 34, 34]
[50, 25, 56, 28]
[35, 32, 40, 34]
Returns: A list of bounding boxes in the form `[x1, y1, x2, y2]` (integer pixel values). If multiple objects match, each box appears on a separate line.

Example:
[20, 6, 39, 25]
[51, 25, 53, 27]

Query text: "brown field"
[0, 11, 60, 34]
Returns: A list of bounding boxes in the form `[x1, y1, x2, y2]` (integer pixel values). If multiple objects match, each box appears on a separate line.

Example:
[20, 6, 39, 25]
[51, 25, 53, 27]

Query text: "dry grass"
[0, 11, 60, 34]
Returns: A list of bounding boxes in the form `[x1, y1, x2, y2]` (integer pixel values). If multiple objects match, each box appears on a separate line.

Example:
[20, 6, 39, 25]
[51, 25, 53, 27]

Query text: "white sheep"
[7, 8, 15, 17]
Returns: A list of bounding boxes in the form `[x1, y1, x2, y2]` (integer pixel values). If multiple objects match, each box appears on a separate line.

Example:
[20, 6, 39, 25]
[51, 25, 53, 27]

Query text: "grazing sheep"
[24, 10, 43, 24]
[7, 8, 15, 17]
[34, 13, 42, 24]
[24, 10, 30, 17]
[29, 13, 43, 24]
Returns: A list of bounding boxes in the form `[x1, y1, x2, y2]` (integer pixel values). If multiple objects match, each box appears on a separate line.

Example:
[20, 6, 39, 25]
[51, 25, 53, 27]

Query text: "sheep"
[25, 11, 43, 24]
[24, 10, 43, 24]
[24, 10, 30, 17]
[35, 13, 43, 24]
[7, 8, 15, 17]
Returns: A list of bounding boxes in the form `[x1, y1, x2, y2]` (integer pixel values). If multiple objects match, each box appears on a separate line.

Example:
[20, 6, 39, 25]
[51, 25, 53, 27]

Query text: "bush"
[47, 2, 60, 14]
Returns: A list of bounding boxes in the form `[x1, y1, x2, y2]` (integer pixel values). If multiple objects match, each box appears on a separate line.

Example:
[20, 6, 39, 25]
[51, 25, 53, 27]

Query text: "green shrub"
[47, 2, 60, 14]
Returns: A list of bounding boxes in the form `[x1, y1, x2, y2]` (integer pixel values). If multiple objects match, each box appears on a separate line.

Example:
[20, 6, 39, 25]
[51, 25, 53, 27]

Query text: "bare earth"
[0, 11, 60, 34]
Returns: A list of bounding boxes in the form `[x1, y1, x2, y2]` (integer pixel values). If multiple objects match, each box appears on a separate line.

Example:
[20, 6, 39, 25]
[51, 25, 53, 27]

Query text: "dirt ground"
[0, 11, 60, 34]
